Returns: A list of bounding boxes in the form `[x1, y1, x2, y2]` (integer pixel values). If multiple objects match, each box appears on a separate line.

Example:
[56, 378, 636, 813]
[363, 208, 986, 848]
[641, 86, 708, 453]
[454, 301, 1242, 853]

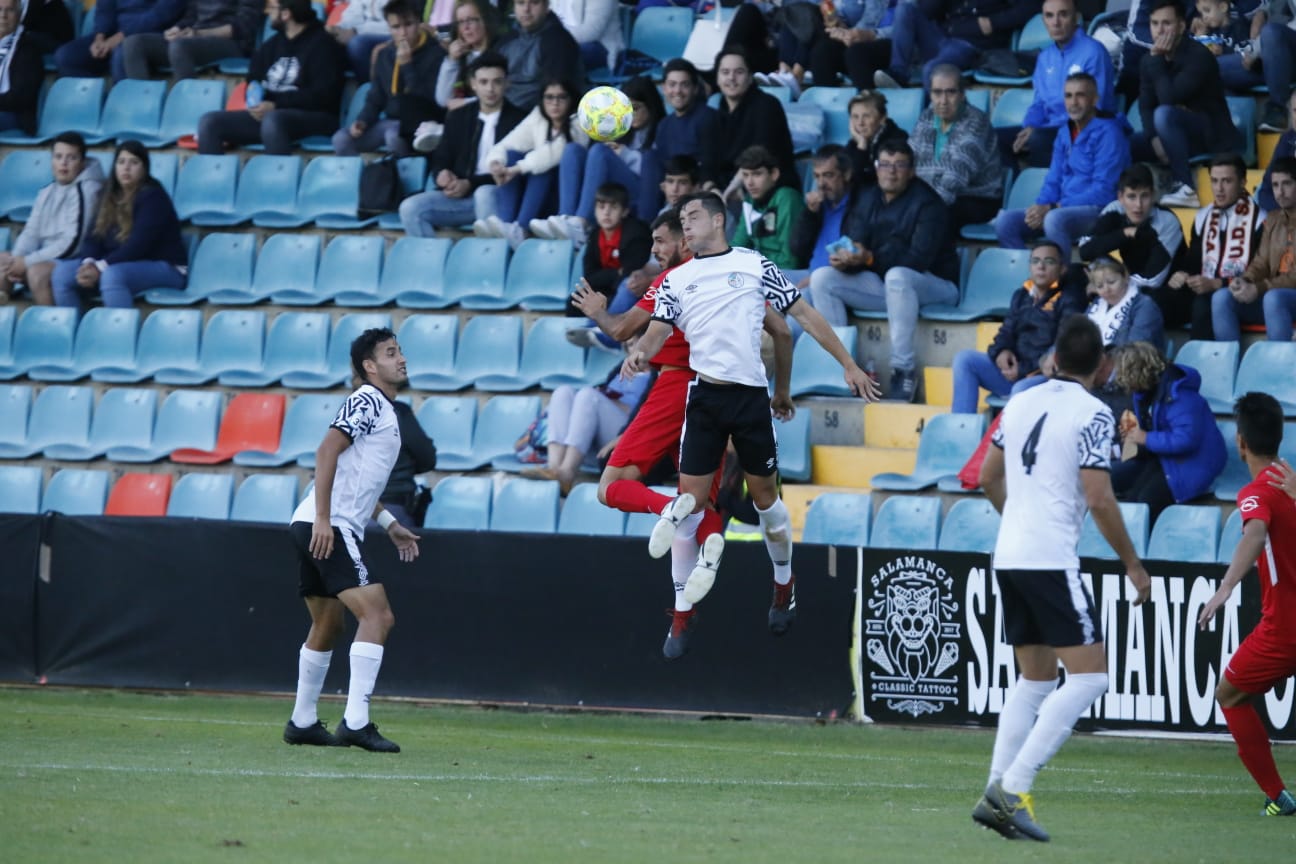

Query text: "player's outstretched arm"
[1082, 468, 1151, 605]
[621, 319, 672, 379]
[763, 306, 795, 420]
[979, 444, 1006, 513]
[1198, 519, 1267, 629]
[785, 299, 881, 400]
[571, 278, 653, 343]
[372, 505, 421, 563]
[310, 428, 351, 560]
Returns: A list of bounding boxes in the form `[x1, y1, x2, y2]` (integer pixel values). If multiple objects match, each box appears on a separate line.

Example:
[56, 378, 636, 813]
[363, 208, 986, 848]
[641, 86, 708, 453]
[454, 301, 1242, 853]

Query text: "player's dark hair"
[1235, 392, 1284, 458]
[351, 327, 398, 380]
[382, 0, 421, 21]
[281, 0, 315, 23]
[1117, 164, 1155, 193]
[678, 191, 727, 221]
[594, 182, 630, 209]
[1208, 152, 1247, 180]
[468, 50, 508, 78]
[662, 153, 701, 183]
[651, 210, 683, 236]
[51, 131, 86, 159]
[1149, 0, 1183, 19]
[735, 144, 778, 172]
[1053, 314, 1103, 377]
[1271, 156, 1296, 185]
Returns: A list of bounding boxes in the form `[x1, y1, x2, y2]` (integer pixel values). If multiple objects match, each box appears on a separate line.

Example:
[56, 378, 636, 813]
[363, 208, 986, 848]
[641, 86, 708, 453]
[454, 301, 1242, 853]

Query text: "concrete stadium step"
[811, 445, 916, 487]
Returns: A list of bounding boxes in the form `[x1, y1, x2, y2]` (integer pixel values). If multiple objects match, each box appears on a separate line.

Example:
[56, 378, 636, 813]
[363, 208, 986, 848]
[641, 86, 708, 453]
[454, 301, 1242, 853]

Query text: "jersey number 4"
[1021, 414, 1047, 475]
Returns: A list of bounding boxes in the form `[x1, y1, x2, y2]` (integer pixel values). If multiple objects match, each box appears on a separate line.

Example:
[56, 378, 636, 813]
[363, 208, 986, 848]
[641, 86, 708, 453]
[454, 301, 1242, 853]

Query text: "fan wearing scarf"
[0, 0, 44, 136]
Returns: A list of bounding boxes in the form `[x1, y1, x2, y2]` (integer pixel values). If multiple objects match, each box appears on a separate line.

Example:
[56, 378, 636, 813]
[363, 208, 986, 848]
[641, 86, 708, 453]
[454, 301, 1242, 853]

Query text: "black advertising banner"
[853, 548, 1291, 738]
[0, 514, 41, 680]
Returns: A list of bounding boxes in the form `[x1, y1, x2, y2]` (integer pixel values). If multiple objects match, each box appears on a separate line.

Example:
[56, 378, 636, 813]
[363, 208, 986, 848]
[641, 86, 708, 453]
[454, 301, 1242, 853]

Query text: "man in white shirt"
[972, 314, 1151, 842]
[284, 328, 421, 753]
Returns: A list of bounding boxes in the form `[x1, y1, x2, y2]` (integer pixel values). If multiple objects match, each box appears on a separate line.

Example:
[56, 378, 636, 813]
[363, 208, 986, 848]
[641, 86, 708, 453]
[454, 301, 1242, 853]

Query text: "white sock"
[343, 641, 385, 730]
[756, 497, 793, 585]
[290, 645, 332, 728]
[1002, 672, 1108, 794]
[988, 677, 1056, 787]
[670, 525, 700, 612]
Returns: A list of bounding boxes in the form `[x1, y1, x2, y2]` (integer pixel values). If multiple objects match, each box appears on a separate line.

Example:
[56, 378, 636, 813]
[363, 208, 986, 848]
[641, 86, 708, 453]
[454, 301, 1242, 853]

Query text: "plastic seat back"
[491, 478, 560, 533]
[938, 498, 1001, 552]
[222, 311, 328, 386]
[47, 386, 157, 461]
[315, 235, 384, 302]
[296, 155, 363, 223]
[629, 7, 692, 64]
[42, 468, 109, 515]
[167, 472, 234, 519]
[471, 395, 542, 465]
[282, 313, 392, 389]
[885, 88, 924, 134]
[235, 155, 302, 223]
[2, 306, 78, 379]
[208, 233, 317, 305]
[990, 89, 1034, 129]
[558, 483, 625, 535]
[0, 150, 51, 219]
[1016, 13, 1051, 51]
[94, 79, 165, 142]
[0, 305, 12, 364]
[0, 465, 42, 514]
[231, 473, 299, 523]
[400, 314, 459, 388]
[15, 385, 93, 456]
[173, 154, 239, 223]
[800, 87, 856, 146]
[28, 307, 138, 381]
[926, 247, 1029, 321]
[381, 236, 453, 307]
[97, 308, 202, 382]
[503, 238, 574, 310]
[453, 315, 523, 386]
[108, 389, 222, 462]
[0, 384, 34, 448]
[1234, 342, 1296, 414]
[443, 237, 510, 308]
[238, 393, 342, 467]
[873, 413, 986, 490]
[521, 317, 590, 390]
[871, 495, 942, 549]
[154, 78, 226, 145]
[1173, 340, 1239, 413]
[0, 76, 104, 143]
[1218, 508, 1243, 563]
[416, 396, 477, 465]
[424, 476, 492, 530]
[104, 472, 173, 516]
[778, 409, 812, 482]
[789, 326, 858, 397]
[801, 492, 871, 547]
[1079, 502, 1150, 559]
[1147, 504, 1220, 563]
[158, 309, 265, 385]
[1005, 168, 1047, 210]
[146, 232, 257, 305]
[171, 393, 286, 465]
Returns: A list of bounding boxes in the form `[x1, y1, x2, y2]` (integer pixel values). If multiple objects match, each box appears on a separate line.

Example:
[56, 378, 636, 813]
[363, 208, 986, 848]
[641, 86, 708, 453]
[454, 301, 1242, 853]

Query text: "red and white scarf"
[1201, 196, 1263, 281]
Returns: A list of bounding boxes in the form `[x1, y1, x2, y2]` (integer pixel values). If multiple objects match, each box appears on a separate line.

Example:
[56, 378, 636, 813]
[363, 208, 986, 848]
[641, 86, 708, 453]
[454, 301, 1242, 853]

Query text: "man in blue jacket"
[55, 0, 185, 80]
[994, 71, 1130, 254]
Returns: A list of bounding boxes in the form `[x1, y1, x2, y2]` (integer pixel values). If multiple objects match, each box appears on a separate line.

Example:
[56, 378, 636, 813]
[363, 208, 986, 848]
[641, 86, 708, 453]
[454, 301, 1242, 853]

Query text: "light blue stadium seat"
[789, 326, 858, 397]
[462, 395, 542, 471]
[283, 313, 392, 389]
[962, 166, 1045, 241]
[974, 15, 1047, 85]
[174, 155, 240, 225]
[0, 306, 79, 381]
[299, 83, 370, 151]
[1172, 340, 1238, 414]
[800, 87, 857, 146]
[778, 409, 812, 482]
[871, 495, 942, 549]
[0, 225, 8, 250]
[42, 468, 109, 515]
[144, 232, 257, 306]
[1218, 507, 1243, 564]
[491, 477, 560, 533]
[801, 492, 872, 547]
[503, 239, 575, 311]
[0, 384, 33, 451]
[626, 7, 692, 73]
[415, 396, 477, 471]
[0, 384, 92, 459]
[142, 78, 226, 147]
[167, 472, 234, 519]
[884, 88, 924, 134]
[0, 77, 103, 145]
[872, 413, 985, 491]
[148, 151, 179, 198]
[230, 473, 299, 524]
[1233, 342, 1296, 415]
[45, 387, 157, 461]
[380, 237, 453, 308]
[424, 475, 492, 530]
[925, 247, 1029, 321]
[784, 99, 825, 154]
[107, 389, 222, 463]
[1078, 501, 1150, 559]
[1147, 504, 1220, 563]
[0, 305, 13, 364]
[376, 157, 431, 229]
[88, 79, 165, 144]
[93, 309, 203, 384]
[0, 465, 42, 514]
[264, 156, 372, 229]
[401, 314, 460, 390]
[312, 235, 385, 304]
[1225, 96, 1257, 167]
[1212, 419, 1249, 500]
[443, 238, 512, 309]
[154, 309, 264, 386]
[624, 485, 678, 536]
[235, 394, 343, 467]
[220, 311, 328, 387]
[990, 88, 1034, 129]
[558, 482, 626, 535]
[478, 317, 586, 392]
[938, 497, 1001, 552]
[437, 315, 523, 392]
[27, 307, 139, 382]
[234, 155, 303, 225]
[965, 89, 990, 113]
[212, 234, 320, 305]
[0, 150, 50, 220]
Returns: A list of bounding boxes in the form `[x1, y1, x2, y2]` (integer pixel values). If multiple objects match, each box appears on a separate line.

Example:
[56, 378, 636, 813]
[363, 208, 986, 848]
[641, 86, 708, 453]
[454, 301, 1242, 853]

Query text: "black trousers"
[197, 108, 338, 155]
[1112, 453, 1175, 523]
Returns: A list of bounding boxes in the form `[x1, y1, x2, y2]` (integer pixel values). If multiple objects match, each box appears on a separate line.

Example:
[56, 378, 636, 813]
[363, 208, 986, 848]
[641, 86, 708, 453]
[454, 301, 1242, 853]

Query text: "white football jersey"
[651, 246, 800, 387]
[291, 384, 402, 538]
[991, 378, 1114, 571]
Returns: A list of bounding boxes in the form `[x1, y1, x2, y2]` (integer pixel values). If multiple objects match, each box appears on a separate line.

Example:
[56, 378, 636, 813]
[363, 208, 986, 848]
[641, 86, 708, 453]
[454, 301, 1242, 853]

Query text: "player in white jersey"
[624, 192, 880, 607]
[972, 315, 1151, 842]
[283, 328, 420, 753]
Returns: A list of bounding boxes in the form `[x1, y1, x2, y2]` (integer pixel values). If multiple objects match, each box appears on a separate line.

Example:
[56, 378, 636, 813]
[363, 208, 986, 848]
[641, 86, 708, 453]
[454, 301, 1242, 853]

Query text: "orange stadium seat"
[105, 473, 173, 517]
[171, 393, 285, 465]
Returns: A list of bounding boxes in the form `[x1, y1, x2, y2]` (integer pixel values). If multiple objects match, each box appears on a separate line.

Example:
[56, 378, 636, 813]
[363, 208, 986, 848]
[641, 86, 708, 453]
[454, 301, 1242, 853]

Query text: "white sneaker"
[500, 220, 526, 250]
[648, 493, 696, 559]
[485, 214, 507, 238]
[412, 121, 443, 153]
[556, 215, 587, 243]
[873, 69, 903, 89]
[766, 70, 801, 99]
[472, 218, 495, 238]
[1160, 183, 1200, 208]
[529, 217, 556, 239]
[683, 534, 725, 605]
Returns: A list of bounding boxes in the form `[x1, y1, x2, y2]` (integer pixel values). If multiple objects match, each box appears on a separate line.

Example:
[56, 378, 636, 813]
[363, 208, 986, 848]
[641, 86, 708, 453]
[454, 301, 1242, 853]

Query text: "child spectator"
[51, 140, 187, 310]
[0, 0, 42, 135]
[658, 155, 700, 214]
[120, 0, 263, 81]
[731, 145, 805, 272]
[571, 182, 651, 314]
[1191, 0, 1264, 93]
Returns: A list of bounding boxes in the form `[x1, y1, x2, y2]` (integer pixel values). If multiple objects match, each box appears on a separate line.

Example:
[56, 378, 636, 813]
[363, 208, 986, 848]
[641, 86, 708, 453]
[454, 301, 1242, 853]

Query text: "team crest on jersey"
[727, 272, 743, 288]
[863, 556, 961, 717]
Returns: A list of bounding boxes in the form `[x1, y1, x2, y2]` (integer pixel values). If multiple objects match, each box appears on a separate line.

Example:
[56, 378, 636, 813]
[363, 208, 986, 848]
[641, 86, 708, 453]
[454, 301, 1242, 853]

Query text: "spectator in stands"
[873, 0, 1036, 88]
[197, 0, 347, 155]
[433, 0, 496, 113]
[1133, 0, 1242, 208]
[398, 51, 526, 236]
[0, 0, 43, 136]
[650, 59, 722, 192]
[20, 0, 74, 56]
[533, 74, 663, 239]
[1079, 256, 1166, 419]
[329, 0, 396, 82]
[55, 0, 184, 80]
[550, 0, 623, 74]
[910, 64, 1003, 232]
[331, 0, 446, 157]
[50, 140, 186, 310]
[994, 72, 1129, 253]
[714, 46, 797, 200]
[658, 154, 700, 214]
[732, 145, 805, 272]
[844, 89, 907, 189]
[377, 399, 437, 529]
[498, 0, 584, 113]
[1112, 340, 1227, 520]
[808, 0, 897, 91]
[1256, 1, 1296, 132]
[790, 144, 859, 289]
[1002, 0, 1117, 168]
[121, 0, 262, 81]
[809, 139, 957, 401]
[1191, 0, 1265, 94]
[950, 239, 1086, 412]
[474, 77, 584, 248]
[1259, 88, 1296, 211]
[0, 133, 104, 305]
[1170, 152, 1265, 340]
[1213, 157, 1296, 340]
[572, 181, 652, 310]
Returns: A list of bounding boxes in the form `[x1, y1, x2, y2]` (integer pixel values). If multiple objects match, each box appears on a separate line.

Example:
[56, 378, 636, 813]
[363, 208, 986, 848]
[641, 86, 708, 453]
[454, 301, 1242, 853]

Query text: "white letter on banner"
[1098, 572, 1123, 719]
[1124, 582, 1149, 720]
[1266, 678, 1293, 731]
[966, 565, 988, 716]
[1185, 576, 1218, 728]
[1216, 585, 1245, 725]
[1152, 575, 1184, 724]
[990, 574, 1016, 714]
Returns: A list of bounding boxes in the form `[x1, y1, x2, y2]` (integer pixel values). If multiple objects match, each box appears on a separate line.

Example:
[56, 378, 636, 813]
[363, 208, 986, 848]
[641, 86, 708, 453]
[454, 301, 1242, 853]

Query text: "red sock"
[1222, 703, 1286, 799]
[696, 508, 723, 544]
[604, 480, 672, 515]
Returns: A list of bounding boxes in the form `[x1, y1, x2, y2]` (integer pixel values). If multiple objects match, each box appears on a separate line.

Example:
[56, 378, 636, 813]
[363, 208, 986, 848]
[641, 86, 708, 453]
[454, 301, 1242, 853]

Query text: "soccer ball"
[577, 86, 634, 143]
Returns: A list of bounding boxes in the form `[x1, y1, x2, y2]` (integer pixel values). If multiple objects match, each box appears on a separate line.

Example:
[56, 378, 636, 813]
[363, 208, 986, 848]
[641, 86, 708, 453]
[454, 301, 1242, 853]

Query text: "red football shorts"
[1224, 622, 1296, 694]
[608, 368, 692, 474]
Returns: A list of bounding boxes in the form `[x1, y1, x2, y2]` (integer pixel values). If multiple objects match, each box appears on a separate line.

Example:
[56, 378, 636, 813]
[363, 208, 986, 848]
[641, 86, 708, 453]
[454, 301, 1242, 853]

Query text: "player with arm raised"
[283, 328, 420, 753]
[972, 314, 1151, 842]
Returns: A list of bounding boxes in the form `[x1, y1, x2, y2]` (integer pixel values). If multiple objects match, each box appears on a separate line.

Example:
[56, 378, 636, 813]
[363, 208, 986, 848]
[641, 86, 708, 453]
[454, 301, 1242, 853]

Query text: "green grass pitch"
[2, 687, 1293, 863]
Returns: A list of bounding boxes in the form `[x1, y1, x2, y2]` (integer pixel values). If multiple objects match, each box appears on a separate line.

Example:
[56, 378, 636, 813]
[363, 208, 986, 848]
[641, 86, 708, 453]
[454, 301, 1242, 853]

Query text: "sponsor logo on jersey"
[1241, 495, 1259, 513]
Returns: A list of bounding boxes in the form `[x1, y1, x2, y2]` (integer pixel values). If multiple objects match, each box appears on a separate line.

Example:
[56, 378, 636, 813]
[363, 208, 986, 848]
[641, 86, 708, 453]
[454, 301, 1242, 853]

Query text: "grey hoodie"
[11, 158, 105, 266]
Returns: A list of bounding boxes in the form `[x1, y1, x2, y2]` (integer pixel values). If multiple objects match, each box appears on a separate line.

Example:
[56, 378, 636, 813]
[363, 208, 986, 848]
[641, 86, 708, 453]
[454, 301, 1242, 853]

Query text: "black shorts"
[290, 521, 380, 598]
[995, 568, 1103, 648]
[679, 378, 778, 478]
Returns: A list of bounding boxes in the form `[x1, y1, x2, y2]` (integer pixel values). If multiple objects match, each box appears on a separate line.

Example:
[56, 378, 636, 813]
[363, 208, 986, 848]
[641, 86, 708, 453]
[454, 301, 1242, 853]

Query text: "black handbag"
[358, 157, 403, 217]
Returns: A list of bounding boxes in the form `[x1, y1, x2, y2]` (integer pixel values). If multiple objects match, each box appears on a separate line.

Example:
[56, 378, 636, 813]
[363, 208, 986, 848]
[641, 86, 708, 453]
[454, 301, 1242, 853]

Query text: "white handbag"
[683, 4, 734, 72]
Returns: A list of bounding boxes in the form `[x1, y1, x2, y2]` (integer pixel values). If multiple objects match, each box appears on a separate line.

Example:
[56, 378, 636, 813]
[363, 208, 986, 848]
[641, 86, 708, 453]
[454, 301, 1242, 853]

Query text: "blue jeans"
[1264, 289, 1296, 341]
[494, 150, 558, 225]
[886, 1, 979, 86]
[52, 258, 186, 310]
[346, 33, 388, 83]
[1262, 23, 1296, 113]
[1210, 288, 1264, 341]
[994, 205, 1100, 253]
[398, 185, 498, 236]
[331, 118, 409, 156]
[55, 34, 128, 80]
[1133, 106, 1237, 187]
[1217, 53, 1265, 94]
[950, 349, 1043, 412]
[0, 110, 19, 131]
[558, 142, 641, 221]
[808, 265, 957, 370]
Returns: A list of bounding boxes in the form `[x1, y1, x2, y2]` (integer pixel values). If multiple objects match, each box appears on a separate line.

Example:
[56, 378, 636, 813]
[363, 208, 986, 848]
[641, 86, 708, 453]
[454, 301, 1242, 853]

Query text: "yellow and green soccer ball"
[577, 86, 635, 143]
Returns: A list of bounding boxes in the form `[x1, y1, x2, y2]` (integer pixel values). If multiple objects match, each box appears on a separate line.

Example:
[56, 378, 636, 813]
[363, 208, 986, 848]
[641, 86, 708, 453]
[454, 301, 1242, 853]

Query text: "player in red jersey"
[1198, 392, 1296, 816]
[571, 209, 794, 659]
